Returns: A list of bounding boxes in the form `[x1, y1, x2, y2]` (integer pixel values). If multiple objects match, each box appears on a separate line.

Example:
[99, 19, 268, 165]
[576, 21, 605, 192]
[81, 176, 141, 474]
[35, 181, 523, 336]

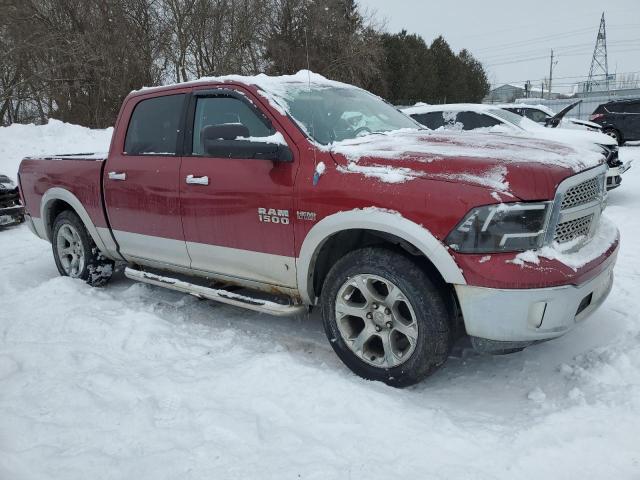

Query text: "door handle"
[108, 171, 126, 181]
[186, 174, 209, 185]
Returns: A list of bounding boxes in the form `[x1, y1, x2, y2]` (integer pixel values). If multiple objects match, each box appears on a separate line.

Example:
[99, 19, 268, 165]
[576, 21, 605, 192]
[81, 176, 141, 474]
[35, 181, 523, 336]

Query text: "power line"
[479, 39, 640, 62]
[490, 70, 640, 88]
[472, 23, 640, 55]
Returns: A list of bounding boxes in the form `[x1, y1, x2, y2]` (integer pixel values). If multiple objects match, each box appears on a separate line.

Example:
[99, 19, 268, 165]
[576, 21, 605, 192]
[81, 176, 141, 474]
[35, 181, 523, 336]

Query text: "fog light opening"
[528, 301, 548, 329]
[576, 293, 593, 317]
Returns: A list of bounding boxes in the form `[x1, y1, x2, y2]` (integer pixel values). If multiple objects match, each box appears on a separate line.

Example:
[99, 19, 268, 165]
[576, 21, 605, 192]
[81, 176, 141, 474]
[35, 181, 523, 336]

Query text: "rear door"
[624, 101, 640, 140]
[607, 102, 627, 136]
[103, 92, 191, 267]
[179, 88, 298, 287]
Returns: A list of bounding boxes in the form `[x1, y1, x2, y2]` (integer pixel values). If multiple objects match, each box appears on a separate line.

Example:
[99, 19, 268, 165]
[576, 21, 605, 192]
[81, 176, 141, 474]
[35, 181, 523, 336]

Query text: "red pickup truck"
[18, 72, 619, 387]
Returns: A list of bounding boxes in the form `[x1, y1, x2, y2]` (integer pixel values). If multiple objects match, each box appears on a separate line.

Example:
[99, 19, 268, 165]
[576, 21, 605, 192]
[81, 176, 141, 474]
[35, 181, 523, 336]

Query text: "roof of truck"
[131, 70, 357, 98]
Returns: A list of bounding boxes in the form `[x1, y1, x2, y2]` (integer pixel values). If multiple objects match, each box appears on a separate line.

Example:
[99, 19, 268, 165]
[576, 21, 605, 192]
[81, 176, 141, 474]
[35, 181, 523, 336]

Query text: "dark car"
[590, 99, 640, 145]
[0, 174, 25, 227]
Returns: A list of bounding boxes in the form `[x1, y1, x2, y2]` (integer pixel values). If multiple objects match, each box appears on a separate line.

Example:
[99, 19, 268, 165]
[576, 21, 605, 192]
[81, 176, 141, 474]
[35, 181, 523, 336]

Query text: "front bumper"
[454, 242, 618, 345]
[606, 163, 630, 190]
[0, 204, 24, 226]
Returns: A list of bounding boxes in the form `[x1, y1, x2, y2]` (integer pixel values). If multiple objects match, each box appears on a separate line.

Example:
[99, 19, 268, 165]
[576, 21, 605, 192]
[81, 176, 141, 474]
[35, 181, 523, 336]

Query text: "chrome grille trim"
[553, 214, 593, 244]
[560, 177, 601, 210]
[544, 165, 607, 248]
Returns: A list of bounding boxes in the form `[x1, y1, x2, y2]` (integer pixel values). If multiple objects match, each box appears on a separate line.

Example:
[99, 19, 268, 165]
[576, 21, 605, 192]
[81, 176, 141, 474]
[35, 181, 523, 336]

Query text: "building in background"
[484, 83, 562, 103]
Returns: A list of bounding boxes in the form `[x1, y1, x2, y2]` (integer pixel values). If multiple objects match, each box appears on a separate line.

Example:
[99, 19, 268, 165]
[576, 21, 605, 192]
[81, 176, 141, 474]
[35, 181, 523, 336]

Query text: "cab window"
[124, 94, 185, 155]
[522, 108, 550, 123]
[411, 112, 445, 130]
[455, 111, 502, 130]
[192, 96, 274, 157]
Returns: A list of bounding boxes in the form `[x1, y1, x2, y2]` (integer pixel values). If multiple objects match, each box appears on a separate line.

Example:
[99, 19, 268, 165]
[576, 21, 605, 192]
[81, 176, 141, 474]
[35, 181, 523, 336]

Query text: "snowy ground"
[1, 123, 640, 479]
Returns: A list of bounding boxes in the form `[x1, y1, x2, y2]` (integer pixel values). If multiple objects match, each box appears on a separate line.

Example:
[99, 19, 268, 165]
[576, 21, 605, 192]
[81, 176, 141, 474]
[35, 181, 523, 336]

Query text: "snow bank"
[0, 120, 113, 180]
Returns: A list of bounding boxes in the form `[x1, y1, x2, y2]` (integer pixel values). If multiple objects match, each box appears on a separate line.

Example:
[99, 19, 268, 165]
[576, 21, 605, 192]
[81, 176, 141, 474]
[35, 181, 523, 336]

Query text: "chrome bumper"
[454, 247, 617, 343]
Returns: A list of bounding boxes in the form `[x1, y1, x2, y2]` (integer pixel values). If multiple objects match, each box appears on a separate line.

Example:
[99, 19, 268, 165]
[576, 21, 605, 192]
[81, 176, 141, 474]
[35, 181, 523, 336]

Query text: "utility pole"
[548, 49, 557, 99]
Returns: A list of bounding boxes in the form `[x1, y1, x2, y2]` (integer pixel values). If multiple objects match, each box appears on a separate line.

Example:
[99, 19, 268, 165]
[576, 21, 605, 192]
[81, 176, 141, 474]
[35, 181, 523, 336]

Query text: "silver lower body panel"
[455, 248, 617, 343]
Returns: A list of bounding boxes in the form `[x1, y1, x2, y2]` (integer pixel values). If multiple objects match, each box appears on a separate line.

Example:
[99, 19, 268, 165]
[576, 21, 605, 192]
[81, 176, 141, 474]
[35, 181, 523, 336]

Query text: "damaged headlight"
[446, 202, 552, 253]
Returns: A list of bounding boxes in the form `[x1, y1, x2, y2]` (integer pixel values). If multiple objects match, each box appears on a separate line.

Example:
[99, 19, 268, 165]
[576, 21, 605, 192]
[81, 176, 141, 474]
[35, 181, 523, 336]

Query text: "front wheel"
[320, 247, 452, 387]
[603, 128, 623, 145]
[52, 210, 114, 286]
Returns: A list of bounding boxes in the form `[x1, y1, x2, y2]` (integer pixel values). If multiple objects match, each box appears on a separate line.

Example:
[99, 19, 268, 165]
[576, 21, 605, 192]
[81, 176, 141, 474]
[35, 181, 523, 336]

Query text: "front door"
[103, 92, 191, 267]
[179, 89, 298, 287]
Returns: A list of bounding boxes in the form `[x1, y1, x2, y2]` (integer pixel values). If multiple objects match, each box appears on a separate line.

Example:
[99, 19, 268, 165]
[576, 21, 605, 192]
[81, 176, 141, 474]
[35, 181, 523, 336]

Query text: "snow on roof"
[401, 103, 498, 115]
[494, 103, 556, 116]
[136, 70, 351, 95]
[135, 70, 358, 116]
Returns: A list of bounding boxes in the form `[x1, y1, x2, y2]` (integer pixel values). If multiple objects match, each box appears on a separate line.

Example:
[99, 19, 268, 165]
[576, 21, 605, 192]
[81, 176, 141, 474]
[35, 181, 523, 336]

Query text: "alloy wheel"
[335, 274, 419, 368]
[56, 223, 85, 277]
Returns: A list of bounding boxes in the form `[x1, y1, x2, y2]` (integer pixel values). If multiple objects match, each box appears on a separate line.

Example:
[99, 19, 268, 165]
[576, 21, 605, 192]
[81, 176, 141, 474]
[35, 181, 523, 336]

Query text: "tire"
[603, 128, 623, 146]
[320, 247, 452, 388]
[52, 210, 114, 287]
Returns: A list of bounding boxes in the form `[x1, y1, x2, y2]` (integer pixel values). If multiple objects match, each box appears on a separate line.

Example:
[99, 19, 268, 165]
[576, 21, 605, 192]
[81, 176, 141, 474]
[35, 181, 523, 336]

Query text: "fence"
[515, 91, 640, 121]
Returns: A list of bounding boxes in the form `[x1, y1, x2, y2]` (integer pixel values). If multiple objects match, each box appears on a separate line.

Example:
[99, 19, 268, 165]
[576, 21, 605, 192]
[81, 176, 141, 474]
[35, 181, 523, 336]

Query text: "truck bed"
[19, 153, 109, 236]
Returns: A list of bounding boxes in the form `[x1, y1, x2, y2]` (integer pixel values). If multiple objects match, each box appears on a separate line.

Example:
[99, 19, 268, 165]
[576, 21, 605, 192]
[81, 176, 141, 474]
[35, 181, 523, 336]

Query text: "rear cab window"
[124, 94, 186, 155]
[411, 112, 445, 130]
[455, 111, 502, 130]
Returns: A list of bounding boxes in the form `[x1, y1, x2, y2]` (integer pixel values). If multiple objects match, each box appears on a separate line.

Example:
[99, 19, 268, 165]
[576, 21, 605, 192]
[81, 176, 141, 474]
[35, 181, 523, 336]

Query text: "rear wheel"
[52, 210, 114, 286]
[603, 128, 623, 145]
[320, 247, 452, 387]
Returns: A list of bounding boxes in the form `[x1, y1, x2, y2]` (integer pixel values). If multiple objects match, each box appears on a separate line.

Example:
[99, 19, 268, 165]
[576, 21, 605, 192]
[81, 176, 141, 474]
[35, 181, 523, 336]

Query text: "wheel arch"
[603, 126, 623, 143]
[296, 209, 466, 305]
[40, 187, 118, 260]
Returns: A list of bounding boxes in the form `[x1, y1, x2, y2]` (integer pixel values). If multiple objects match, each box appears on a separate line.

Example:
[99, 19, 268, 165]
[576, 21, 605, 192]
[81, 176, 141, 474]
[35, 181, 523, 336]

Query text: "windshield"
[490, 108, 543, 132]
[265, 85, 422, 145]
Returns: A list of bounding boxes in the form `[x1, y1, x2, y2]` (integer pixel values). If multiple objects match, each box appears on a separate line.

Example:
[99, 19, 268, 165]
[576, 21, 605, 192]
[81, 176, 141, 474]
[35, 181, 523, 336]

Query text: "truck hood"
[328, 129, 605, 201]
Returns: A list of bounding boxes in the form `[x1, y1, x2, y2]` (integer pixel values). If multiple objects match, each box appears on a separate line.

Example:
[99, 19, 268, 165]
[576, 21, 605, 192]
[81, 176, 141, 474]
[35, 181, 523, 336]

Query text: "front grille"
[560, 177, 601, 210]
[554, 214, 593, 244]
[0, 188, 20, 209]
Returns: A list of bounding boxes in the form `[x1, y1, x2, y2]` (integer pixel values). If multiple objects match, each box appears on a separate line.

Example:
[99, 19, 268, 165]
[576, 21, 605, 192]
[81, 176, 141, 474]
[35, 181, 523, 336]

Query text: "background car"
[0, 174, 25, 227]
[590, 99, 640, 145]
[499, 102, 603, 132]
[402, 103, 628, 190]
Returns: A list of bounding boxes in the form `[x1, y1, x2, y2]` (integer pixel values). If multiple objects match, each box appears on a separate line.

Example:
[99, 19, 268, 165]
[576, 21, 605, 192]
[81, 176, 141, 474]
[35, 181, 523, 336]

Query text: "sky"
[358, 0, 640, 93]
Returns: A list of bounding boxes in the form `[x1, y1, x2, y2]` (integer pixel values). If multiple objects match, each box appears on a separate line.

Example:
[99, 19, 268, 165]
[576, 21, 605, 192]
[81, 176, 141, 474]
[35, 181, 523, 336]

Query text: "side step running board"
[124, 267, 307, 317]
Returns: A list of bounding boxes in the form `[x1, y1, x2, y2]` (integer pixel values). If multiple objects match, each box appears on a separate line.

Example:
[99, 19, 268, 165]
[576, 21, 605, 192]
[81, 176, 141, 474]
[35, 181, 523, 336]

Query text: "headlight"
[446, 202, 552, 253]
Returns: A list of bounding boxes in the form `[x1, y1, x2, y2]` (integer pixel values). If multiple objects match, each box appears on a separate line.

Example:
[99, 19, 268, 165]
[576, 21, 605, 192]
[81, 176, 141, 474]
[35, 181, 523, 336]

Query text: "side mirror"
[209, 140, 291, 162]
[201, 124, 293, 161]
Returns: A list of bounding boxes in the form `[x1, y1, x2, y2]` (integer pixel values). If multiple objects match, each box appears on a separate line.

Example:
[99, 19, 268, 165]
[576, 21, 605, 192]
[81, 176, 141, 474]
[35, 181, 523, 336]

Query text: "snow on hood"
[328, 129, 605, 197]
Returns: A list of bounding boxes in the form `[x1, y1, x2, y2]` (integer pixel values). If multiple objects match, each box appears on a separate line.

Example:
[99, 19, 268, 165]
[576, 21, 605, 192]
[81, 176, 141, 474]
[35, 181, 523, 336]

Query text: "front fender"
[296, 208, 466, 305]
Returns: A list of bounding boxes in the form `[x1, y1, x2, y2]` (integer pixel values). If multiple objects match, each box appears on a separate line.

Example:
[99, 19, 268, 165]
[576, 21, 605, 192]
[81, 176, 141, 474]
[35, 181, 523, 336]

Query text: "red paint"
[18, 80, 617, 291]
[19, 157, 108, 228]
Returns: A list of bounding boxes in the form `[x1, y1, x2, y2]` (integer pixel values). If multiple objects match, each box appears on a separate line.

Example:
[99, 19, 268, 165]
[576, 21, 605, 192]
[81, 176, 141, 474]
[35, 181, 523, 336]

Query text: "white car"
[401, 103, 628, 190]
[497, 102, 603, 132]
